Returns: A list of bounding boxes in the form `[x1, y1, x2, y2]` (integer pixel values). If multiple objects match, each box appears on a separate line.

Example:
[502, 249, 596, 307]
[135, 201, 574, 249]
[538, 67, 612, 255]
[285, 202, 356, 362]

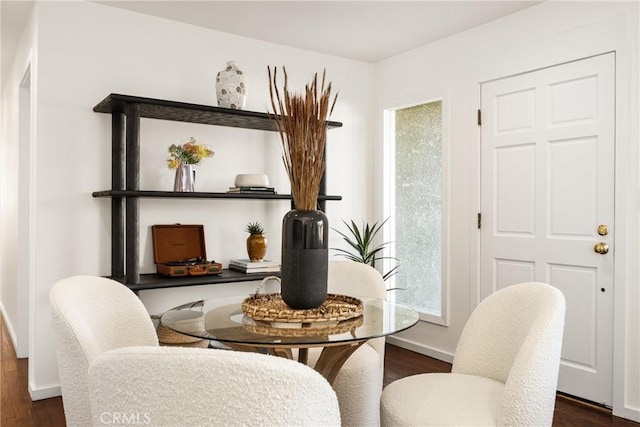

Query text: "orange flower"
[167, 137, 214, 169]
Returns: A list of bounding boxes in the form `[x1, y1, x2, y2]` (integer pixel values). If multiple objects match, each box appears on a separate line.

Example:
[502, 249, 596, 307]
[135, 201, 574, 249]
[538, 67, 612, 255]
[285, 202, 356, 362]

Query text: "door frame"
[469, 16, 635, 417]
[17, 62, 33, 359]
[479, 53, 616, 406]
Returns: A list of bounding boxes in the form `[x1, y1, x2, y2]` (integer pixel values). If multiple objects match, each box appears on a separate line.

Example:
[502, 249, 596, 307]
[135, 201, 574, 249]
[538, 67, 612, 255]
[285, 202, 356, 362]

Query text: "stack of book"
[226, 186, 276, 194]
[229, 258, 281, 274]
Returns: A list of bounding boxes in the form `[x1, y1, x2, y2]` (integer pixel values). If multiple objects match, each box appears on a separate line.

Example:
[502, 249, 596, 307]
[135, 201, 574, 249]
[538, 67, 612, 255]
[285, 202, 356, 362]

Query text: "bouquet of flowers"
[167, 137, 214, 169]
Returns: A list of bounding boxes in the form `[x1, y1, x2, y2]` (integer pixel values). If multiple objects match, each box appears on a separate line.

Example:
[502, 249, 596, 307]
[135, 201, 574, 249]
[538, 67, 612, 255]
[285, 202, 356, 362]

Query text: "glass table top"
[160, 294, 420, 347]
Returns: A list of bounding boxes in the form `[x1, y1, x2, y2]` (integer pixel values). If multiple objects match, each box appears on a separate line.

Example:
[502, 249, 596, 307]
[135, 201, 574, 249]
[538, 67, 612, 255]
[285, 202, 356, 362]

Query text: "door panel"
[549, 264, 598, 368]
[480, 53, 615, 406]
[495, 259, 535, 288]
[548, 137, 597, 236]
[495, 143, 535, 235]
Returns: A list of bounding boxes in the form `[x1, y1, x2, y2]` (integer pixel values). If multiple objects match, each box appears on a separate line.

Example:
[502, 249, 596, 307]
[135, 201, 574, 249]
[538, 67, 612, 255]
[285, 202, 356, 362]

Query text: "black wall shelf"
[115, 270, 281, 292]
[93, 190, 342, 201]
[93, 93, 342, 290]
[94, 94, 342, 131]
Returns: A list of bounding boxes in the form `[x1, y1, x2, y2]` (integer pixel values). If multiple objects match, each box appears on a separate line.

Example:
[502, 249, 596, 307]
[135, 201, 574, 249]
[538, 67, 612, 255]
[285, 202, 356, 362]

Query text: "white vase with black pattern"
[215, 61, 247, 109]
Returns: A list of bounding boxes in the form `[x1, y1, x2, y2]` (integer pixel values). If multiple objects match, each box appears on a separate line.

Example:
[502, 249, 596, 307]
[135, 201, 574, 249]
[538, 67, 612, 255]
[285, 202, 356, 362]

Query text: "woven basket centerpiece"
[241, 292, 363, 323]
[243, 315, 364, 337]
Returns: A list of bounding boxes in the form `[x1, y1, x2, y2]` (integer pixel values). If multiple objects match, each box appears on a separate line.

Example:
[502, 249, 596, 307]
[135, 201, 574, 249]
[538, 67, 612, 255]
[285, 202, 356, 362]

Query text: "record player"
[151, 224, 222, 277]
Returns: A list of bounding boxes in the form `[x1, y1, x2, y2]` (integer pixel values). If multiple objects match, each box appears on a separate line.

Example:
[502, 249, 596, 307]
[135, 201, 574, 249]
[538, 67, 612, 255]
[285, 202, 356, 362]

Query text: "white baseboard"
[621, 406, 640, 423]
[0, 302, 19, 355]
[29, 382, 61, 401]
[386, 335, 454, 364]
[0, 303, 60, 402]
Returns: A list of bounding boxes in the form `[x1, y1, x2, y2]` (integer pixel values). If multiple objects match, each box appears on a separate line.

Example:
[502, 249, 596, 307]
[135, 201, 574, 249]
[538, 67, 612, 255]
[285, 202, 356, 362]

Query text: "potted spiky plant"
[333, 218, 399, 281]
[245, 221, 267, 261]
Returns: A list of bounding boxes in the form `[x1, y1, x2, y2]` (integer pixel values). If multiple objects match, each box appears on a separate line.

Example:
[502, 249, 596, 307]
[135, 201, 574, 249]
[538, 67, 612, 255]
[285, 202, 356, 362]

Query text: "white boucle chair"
[306, 260, 387, 427]
[50, 276, 159, 426]
[380, 282, 566, 427]
[88, 346, 341, 426]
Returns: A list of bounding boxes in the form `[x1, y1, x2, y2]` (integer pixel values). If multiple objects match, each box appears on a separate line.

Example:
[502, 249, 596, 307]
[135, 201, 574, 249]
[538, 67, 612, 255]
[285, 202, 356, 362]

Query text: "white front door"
[480, 53, 615, 406]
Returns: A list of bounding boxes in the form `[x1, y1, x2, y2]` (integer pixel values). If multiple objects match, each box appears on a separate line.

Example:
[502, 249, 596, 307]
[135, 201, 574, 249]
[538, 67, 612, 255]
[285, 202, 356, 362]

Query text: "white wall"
[376, 1, 639, 420]
[0, 3, 37, 361]
[0, 0, 374, 399]
[2, 0, 637, 421]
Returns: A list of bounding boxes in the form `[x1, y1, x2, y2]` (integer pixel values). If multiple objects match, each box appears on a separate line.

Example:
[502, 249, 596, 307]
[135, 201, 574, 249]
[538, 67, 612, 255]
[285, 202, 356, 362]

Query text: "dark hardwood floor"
[1, 314, 66, 427]
[1, 314, 636, 426]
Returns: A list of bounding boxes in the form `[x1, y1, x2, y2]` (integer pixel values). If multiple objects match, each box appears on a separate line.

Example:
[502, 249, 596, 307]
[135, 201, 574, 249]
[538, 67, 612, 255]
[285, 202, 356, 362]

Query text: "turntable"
[151, 224, 222, 277]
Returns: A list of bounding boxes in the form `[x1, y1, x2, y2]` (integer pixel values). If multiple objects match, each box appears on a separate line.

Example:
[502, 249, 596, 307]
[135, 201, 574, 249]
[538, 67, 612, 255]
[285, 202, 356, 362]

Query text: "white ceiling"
[2, 1, 538, 82]
[96, 1, 539, 63]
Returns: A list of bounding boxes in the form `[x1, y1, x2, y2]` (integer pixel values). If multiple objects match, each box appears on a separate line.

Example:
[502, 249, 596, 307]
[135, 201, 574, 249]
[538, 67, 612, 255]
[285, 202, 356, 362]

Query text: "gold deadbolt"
[597, 224, 609, 236]
[594, 242, 609, 255]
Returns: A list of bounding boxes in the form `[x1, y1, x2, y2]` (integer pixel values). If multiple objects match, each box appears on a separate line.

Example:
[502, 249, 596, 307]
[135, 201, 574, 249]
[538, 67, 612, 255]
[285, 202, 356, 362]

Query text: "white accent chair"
[308, 260, 387, 426]
[88, 346, 341, 426]
[380, 282, 566, 427]
[50, 276, 159, 426]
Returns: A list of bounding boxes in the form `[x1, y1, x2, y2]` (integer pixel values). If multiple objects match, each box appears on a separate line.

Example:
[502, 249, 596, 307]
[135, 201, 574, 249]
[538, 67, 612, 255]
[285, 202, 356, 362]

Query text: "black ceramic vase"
[280, 209, 329, 309]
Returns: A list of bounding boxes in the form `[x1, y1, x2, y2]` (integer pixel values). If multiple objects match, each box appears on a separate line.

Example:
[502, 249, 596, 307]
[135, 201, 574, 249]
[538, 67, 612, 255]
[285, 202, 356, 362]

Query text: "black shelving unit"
[92, 190, 342, 201]
[93, 94, 342, 290]
[114, 270, 282, 292]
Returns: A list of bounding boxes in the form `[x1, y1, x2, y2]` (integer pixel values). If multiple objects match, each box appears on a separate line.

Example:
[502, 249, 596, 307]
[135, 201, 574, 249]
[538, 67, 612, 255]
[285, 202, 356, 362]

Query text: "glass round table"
[161, 294, 419, 384]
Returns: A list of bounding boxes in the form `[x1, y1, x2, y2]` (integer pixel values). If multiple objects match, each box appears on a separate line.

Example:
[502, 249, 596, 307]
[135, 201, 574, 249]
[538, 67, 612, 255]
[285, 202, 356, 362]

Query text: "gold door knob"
[594, 242, 609, 254]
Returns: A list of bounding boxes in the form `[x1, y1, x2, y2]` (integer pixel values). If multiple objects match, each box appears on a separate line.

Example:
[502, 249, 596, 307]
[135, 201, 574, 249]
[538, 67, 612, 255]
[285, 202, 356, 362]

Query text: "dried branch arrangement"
[268, 66, 338, 211]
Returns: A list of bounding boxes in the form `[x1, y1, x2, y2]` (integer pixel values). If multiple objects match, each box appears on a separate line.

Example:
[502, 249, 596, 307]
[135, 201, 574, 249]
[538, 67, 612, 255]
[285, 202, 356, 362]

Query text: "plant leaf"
[330, 217, 400, 281]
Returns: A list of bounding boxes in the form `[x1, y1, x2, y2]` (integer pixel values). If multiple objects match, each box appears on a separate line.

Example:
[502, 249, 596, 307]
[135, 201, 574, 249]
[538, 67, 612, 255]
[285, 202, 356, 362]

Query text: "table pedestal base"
[225, 342, 365, 385]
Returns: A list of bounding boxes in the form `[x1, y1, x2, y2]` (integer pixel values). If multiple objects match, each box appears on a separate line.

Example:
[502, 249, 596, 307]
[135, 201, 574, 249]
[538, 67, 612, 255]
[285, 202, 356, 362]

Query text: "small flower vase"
[247, 234, 267, 261]
[280, 209, 328, 309]
[173, 164, 196, 192]
[216, 61, 247, 110]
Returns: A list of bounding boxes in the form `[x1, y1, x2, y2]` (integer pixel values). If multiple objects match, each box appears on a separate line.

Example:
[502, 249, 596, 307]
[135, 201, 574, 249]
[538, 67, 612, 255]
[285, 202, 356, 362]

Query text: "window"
[384, 99, 448, 325]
